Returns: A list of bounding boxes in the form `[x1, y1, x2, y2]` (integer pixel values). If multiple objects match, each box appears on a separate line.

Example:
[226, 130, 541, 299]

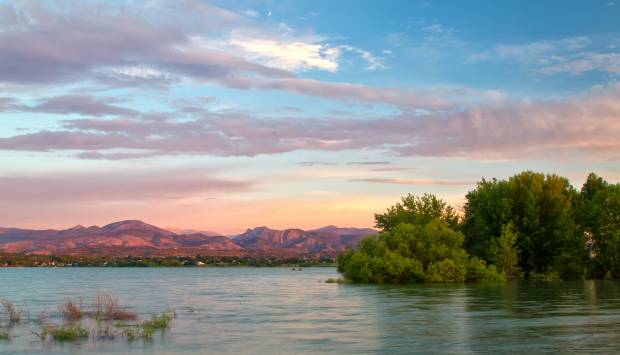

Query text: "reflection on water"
[1, 268, 620, 354]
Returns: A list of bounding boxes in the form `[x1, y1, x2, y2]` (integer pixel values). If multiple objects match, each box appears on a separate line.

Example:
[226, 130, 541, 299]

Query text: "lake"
[1, 267, 620, 354]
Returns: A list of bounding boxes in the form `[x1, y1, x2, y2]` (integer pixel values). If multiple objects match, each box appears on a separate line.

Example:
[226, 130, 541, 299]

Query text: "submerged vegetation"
[1, 295, 175, 344]
[338, 172, 620, 284]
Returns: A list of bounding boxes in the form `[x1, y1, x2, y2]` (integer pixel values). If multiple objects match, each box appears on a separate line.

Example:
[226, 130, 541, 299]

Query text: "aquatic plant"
[1, 299, 21, 323]
[59, 299, 84, 321]
[0, 328, 10, 341]
[46, 323, 89, 341]
[90, 295, 137, 321]
[116, 308, 176, 341]
[324, 277, 347, 284]
[142, 308, 176, 332]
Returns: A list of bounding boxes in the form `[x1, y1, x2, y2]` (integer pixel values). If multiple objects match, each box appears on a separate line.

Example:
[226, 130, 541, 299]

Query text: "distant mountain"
[0, 220, 377, 257]
[165, 227, 223, 237]
[310, 225, 377, 237]
[233, 226, 377, 254]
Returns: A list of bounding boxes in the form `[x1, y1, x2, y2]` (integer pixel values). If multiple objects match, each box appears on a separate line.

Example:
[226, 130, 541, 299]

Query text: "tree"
[576, 174, 620, 278]
[462, 171, 584, 278]
[337, 218, 503, 284]
[374, 193, 460, 232]
[487, 223, 520, 278]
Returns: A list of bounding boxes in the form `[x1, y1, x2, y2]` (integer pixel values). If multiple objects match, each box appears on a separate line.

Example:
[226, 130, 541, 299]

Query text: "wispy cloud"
[350, 178, 473, 186]
[25, 95, 137, 117]
[0, 2, 491, 111]
[468, 36, 620, 76]
[541, 52, 620, 75]
[0, 169, 252, 202]
[1, 85, 618, 161]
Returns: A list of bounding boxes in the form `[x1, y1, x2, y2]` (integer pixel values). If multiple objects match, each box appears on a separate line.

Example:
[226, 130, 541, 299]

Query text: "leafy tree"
[375, 193, 460, 232]
[463, 171, 583, 278]
[487, 223, 520, 278]
[576, 173, 620, 278]
[337, 218, 503, 284]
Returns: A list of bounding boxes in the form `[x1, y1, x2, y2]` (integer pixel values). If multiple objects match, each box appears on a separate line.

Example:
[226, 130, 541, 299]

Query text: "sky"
[0, 0, 619, 234]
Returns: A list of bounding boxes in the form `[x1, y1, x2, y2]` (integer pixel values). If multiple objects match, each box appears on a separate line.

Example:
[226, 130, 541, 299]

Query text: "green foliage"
[337, 217, 503, 284]
[463, 171, 584, 278]
[48, 323, 89, 341]
[487, 224, 521, 278]
[466, 257, 505, 282]
[142, 308, 176, 332]
[375, 193, 460, 232]
[0, 328, 10, 341]
[576, 173, 620, 278]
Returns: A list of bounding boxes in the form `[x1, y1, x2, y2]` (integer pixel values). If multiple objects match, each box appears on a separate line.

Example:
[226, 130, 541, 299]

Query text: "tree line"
[337, 171, 620, 283]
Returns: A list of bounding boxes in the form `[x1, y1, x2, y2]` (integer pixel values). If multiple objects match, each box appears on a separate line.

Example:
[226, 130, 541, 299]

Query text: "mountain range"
[0, 220, 377, 257]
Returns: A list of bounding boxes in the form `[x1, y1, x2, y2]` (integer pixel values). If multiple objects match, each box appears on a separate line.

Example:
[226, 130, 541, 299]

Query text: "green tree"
[576, 174, 620, 278]
[375, 193, 460, 232]
[487, 223, 520, 278]
[337, 219, 503, 284]
[463, 171, 583, 278]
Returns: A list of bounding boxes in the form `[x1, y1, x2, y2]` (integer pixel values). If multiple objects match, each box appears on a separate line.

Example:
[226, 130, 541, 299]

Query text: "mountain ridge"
[0, 220, 378, 257]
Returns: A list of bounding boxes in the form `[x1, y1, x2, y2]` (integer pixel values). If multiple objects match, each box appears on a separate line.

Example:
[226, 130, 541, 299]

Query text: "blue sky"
[0, 0, 618, 232]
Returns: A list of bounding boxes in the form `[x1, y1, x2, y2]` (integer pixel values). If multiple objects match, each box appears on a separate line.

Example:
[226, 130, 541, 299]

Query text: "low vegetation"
[1, 299, 21, 323]
[59, 300, 84, 321]
[91, 295, 137, 321]
[338, 172, 620, 283]
[0, 296, 175, 344]
[46, 323, 89, 341]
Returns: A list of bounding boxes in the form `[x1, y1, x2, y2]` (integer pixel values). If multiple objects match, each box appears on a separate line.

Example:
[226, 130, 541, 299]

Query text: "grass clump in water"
[1, 299, 21, 323]
[115, 308, 176, 341]
[141, 308, 176, 334]
[90, 295, 137, 321]
[0, 328, 10, 341]
[324, 277, 347, 284]
[59, 299, 84, 321]
[46, 323, 89, 341]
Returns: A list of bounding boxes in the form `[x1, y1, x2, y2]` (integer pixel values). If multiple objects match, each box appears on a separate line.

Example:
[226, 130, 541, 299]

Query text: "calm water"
[1, 268, 620, 354]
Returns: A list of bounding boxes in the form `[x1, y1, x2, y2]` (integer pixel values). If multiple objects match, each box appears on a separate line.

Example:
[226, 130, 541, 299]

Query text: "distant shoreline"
[0, 254, 337, 268]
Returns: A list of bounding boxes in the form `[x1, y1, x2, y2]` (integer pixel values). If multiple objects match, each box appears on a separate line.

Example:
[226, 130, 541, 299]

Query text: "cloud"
[467, 36, 620, 76]
[243, 10, 260, 18]
[256, 78, 501, 109]
[228, 35, 340, 71]
[346, 161, 391, 165]
[0, 169, 252, 202]
[0, 84, 619, 161]
[541, 52, 620, 75]
[468, 37, 591, 64]
[0, 2, 289, 87]
[0, 2, 486, 111]
[25, 95, 138, 116]
[350, 178, 473, 186]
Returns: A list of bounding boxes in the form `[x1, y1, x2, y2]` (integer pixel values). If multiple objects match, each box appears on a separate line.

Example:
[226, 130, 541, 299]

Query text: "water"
[1, 268, 620, 354]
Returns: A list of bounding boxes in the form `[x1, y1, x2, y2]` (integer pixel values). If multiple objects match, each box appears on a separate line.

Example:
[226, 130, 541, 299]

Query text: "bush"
[337, 217, 504, 284]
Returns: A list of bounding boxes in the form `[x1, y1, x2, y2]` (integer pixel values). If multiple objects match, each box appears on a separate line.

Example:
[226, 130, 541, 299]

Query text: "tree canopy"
[337, 171, 620, 283]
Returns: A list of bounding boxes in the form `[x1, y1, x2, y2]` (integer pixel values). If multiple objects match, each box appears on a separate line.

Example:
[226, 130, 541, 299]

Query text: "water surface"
[1, 267, 620, 354]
